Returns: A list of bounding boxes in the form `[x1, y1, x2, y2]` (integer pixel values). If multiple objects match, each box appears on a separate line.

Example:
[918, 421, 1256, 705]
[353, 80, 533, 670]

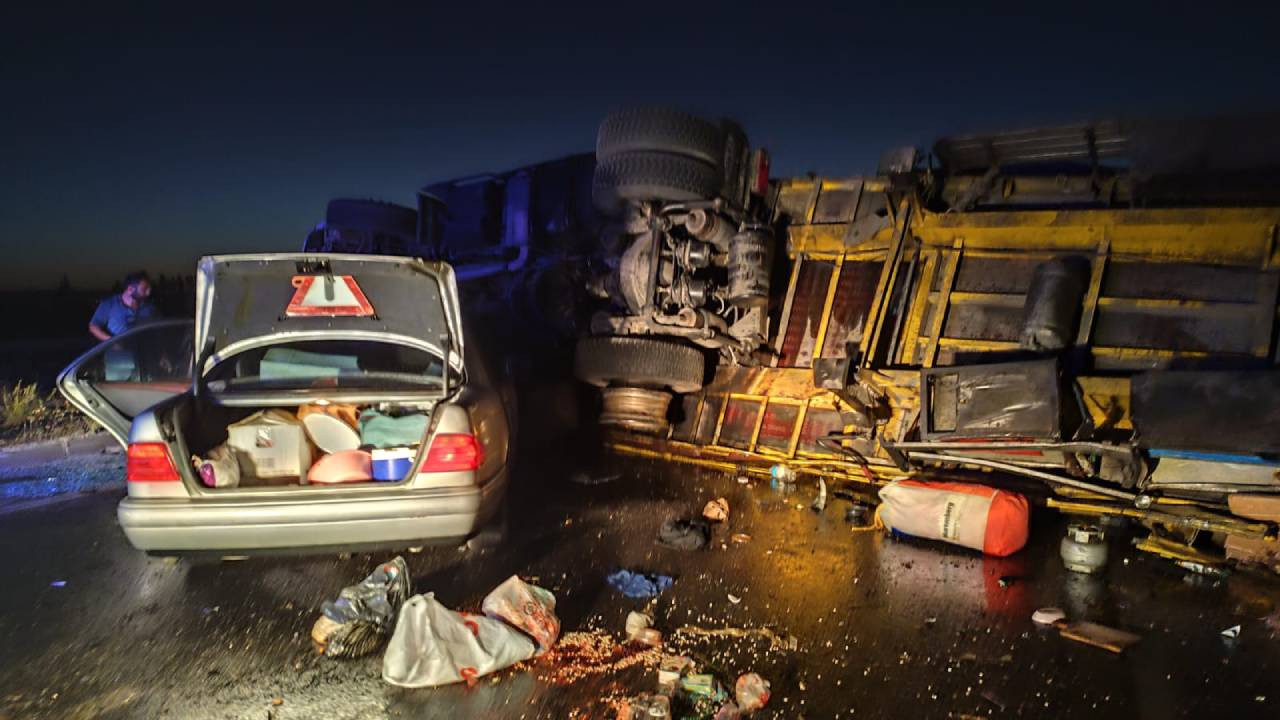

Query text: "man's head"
[122, 271, 151, 304]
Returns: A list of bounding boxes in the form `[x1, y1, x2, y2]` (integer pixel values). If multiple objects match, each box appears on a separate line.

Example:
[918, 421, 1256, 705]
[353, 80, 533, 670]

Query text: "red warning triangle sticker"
[285, 275, 375, 317]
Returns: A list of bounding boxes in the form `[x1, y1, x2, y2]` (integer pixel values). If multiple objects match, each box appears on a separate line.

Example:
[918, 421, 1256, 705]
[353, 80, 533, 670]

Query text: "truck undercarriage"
[305, 108, 1280, 573]
[580, 110, 1280, 571]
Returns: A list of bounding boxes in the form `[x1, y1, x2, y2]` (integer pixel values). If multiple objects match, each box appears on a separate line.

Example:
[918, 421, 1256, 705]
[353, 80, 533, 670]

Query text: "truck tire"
[325, 198, 417, 237]
[592, 151, 721, 213]
[597, 108, 726, 167]
[574, 336, 706, 394]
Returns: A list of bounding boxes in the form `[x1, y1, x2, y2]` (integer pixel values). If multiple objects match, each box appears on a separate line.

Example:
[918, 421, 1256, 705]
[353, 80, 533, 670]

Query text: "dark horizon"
[4, 2, 1280, 289]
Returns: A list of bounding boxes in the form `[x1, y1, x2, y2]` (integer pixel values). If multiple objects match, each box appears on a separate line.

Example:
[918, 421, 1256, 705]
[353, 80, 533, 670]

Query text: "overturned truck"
[575, 109, 1280, 570]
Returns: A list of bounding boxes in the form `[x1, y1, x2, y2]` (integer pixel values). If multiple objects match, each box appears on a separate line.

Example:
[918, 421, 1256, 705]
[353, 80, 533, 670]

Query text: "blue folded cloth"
[606, 569, 674, 598]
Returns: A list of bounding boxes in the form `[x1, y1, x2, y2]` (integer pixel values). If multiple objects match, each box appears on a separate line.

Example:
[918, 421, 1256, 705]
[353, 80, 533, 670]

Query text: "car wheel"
[596, 108, 726, 167]
[573, 336, 706, 394]
[592, 151, 722, 213]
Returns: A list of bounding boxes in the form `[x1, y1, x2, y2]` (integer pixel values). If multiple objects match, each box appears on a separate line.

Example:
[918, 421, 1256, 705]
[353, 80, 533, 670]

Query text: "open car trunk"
[174, 391, 440, 492]
[59, 254, 470, 498]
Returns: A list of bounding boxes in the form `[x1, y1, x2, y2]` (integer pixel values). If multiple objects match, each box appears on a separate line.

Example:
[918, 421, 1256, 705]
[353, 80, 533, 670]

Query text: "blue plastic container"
[371, 448, 415, 481]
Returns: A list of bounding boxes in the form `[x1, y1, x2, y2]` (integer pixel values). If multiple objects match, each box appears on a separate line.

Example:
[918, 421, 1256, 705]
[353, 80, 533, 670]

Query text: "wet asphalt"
[1, 439, 1279, 720]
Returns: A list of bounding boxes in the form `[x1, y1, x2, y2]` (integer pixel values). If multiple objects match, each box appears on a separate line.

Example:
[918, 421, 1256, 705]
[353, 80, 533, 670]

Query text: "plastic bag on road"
[658, 518, 710, 550]
[607, 569, 674, 598]
[314, 556, 411, 658]
[702, 498, 729, 523]
[481, 574, 560, 652]
[734, 672, 771, 712]
[383, 593, 538, 688]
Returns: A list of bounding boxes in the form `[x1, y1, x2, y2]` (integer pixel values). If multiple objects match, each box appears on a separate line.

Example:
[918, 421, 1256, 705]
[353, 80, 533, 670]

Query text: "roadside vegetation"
[0, 382, 97, 447]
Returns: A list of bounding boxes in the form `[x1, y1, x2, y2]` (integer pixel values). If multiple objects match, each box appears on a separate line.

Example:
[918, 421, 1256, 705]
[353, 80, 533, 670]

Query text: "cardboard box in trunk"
[228, 409, 313, 480]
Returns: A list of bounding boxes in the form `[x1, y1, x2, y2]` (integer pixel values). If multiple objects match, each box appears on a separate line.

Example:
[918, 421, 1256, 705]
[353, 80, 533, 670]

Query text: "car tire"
[325, 198, 417, 237]
[596, 108, 726, 167]
[592, 151, 722, 213]
[574, 336, 706, 394]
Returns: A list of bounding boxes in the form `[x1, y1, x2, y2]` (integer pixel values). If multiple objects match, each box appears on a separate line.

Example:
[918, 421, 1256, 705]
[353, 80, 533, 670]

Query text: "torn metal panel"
[1131, 371, 1280, 455]
[921, 359, 1065, 441]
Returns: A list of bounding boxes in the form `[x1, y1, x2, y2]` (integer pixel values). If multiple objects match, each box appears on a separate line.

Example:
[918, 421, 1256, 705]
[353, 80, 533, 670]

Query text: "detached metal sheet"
[1131, 371, 1280, 455]
[922, 359, 1062, 440]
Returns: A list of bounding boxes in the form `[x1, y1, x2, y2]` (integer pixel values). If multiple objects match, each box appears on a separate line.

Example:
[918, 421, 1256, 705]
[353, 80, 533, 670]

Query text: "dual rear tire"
[592, 108, 730, 213]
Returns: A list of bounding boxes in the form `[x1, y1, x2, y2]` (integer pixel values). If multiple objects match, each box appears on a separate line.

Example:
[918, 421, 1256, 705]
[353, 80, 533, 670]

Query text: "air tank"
[727, 227, 773, 307]
[1020, 256, 1091, 351]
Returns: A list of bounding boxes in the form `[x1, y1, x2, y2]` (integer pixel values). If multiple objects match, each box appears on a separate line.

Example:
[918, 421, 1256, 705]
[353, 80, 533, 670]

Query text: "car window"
[76, 322, 194, 385]
[203, 340, 453, 392]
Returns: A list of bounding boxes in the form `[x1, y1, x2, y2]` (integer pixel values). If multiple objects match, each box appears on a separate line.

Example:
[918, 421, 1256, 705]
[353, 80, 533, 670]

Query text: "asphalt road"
[1, 445, 1278, 720]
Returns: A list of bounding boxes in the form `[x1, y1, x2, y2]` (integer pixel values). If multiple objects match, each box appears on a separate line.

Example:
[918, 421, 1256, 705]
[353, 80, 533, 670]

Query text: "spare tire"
[574, 336, 706, 394]
[592, 151, 721, 213]
[326, 199, 417, 238]
[597, 108, 726, 167]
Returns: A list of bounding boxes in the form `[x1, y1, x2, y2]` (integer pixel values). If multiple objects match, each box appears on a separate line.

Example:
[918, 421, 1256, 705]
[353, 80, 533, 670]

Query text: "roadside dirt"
[0, 392, 97, 449]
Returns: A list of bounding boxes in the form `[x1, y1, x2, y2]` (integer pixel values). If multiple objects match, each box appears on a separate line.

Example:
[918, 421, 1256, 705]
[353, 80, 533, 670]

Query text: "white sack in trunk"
[383, 593, 537, 688]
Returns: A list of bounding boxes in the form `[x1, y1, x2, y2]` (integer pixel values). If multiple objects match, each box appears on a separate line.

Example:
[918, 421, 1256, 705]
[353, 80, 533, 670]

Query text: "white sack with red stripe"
[878, 479, 1030, 557]
[383, 593, 538, 688]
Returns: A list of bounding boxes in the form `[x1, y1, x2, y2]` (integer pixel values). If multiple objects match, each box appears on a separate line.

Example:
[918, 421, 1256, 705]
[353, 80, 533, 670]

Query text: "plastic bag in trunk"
[195, 444, 241, 488]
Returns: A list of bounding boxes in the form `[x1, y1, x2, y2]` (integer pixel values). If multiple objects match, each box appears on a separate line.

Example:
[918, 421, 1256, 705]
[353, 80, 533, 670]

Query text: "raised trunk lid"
[195, 254, 464, 380]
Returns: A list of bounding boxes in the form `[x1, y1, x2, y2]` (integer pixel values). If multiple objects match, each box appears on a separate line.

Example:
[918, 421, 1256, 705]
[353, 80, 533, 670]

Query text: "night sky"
[3, 2, 1278, 290]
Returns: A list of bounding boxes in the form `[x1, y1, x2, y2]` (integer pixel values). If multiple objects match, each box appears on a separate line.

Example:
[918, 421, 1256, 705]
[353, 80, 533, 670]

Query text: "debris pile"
[522, 629, 664, 687]
[311, 556, 410, 659]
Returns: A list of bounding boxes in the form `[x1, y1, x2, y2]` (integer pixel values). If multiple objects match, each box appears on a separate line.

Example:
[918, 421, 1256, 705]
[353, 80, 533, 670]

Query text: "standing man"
[89, 271, 156, 341]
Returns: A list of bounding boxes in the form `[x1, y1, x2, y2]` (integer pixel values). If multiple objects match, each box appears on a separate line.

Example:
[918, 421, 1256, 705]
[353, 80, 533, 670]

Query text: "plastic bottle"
[769, 464, 796, 485]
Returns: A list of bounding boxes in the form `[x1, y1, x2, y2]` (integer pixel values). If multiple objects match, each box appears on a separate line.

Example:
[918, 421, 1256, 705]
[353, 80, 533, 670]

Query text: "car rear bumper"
[117, 476, 502, 552]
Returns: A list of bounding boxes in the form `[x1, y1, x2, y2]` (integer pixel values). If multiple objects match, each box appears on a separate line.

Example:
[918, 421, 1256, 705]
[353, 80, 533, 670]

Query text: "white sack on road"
[383, 593, 537, 688]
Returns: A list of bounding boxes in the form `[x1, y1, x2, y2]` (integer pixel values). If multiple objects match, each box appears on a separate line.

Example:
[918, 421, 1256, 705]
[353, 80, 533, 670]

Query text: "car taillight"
[127, 442, 180, 482]
[418, 433, 483, 472]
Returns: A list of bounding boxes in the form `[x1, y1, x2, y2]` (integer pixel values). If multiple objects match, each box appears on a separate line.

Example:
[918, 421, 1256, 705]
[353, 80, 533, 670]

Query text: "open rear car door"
[56, 319, 195, 447]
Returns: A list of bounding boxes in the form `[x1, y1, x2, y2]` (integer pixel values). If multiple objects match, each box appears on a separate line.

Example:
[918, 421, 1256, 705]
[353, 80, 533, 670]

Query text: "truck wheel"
[597, 108, 726, 167]
[592, 151, 721, 213]
[574, 336, 706, 394]
[599, 387, 675, 435]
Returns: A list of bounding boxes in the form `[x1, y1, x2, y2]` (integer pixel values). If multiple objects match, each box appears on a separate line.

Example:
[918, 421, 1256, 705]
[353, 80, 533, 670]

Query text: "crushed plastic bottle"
[769, 464, 797, 484]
